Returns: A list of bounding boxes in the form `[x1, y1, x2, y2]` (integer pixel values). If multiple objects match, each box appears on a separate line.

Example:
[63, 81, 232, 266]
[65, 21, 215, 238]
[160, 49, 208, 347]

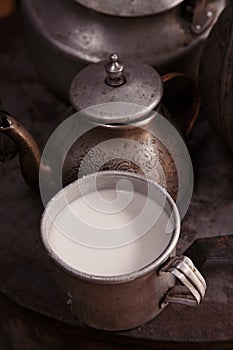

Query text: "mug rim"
[41, 171, 181, 284]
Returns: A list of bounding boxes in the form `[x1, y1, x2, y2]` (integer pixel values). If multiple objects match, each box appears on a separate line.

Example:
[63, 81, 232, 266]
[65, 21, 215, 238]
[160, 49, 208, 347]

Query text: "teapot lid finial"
[105, 53, 126, 87]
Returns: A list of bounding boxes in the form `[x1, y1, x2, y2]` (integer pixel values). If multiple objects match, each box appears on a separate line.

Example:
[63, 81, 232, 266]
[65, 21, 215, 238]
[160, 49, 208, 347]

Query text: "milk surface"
[48, 189, 173, 276]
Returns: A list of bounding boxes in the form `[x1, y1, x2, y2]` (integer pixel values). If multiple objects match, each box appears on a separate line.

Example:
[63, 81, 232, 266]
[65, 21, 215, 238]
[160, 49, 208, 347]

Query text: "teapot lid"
[74, 0, 184, 17]
[69, 53, 163, 124]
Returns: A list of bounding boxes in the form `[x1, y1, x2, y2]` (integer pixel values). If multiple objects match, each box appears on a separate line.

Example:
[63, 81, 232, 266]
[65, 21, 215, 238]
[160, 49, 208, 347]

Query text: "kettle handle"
[0, 112, 40, 191]
[162, 72, 201, 136]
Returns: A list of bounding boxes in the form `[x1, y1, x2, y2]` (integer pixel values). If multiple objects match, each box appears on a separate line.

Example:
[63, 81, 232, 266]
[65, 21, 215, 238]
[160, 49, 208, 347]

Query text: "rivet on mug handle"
[159, 255, 207, 307]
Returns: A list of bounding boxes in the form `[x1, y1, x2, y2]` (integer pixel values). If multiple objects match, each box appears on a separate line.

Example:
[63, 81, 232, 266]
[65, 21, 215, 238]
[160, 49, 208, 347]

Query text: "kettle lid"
[74, 0, 184, 17]
[69, 53, 163, 124]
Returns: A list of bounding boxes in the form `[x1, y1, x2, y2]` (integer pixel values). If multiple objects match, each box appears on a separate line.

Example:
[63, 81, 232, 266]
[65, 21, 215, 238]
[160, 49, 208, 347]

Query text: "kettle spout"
[0, 112, 41, 191]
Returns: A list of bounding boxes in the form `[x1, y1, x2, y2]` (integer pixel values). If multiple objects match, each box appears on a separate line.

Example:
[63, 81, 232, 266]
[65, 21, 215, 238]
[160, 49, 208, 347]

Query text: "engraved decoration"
[63, 136, 177, 199]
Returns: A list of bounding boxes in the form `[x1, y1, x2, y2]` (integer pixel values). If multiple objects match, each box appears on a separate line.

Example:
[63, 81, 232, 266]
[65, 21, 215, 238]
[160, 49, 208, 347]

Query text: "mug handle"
[159, 255, 207, 307]
[162, 72, 201, 136]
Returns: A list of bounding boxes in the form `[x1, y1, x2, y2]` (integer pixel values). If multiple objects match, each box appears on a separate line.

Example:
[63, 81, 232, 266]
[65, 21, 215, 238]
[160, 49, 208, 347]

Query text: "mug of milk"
[41, 171, 206, 331]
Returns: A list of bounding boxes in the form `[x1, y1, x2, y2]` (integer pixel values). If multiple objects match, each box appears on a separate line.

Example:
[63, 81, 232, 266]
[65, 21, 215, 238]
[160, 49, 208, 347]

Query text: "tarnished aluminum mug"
[41, 171, 206, 331]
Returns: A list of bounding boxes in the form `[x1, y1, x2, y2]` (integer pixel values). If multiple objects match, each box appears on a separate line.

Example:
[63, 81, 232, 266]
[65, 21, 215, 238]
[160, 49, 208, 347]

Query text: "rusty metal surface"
[0, 11, 233, 349]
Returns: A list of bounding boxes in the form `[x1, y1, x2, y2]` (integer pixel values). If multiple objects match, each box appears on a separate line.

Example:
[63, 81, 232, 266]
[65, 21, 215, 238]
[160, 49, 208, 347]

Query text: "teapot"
[0, 54, 196, 208]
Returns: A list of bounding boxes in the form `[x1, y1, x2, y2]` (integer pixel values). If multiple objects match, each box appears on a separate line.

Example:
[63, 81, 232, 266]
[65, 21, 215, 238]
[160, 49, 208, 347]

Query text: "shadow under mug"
[41, 171, 206, 331]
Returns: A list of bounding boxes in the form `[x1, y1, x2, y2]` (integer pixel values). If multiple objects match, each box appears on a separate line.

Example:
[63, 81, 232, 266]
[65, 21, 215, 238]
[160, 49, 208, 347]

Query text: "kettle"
[21, 0, 226, 100]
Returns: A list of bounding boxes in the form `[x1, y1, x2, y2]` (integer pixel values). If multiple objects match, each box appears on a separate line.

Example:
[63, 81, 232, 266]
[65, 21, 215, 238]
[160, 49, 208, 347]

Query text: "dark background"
[0, 3, 233, 350]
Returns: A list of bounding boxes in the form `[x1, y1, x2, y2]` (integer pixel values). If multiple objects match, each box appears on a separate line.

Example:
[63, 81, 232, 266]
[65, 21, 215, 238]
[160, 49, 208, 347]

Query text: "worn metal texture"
[200, 2, 233, 153]
[69, 57, 163, 113]
[74, 0, 184, 17]
[0, 11, 233, 350]
[40, 172, 205, 330]
[21, 0, 225, 100]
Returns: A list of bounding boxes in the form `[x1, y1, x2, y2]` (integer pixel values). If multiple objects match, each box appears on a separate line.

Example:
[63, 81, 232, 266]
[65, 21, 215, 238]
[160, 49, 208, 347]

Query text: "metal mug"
[41, 171, 206, 331]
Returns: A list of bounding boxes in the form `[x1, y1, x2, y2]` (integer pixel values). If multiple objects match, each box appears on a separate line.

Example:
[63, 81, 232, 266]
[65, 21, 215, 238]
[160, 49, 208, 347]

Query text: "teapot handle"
[162, 72, 200, 136]
[0, 112, 40, 191]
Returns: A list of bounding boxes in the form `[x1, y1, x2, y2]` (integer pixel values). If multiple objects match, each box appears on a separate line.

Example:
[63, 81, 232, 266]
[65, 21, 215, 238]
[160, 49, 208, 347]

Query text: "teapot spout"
[0, 112, 41, 191]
